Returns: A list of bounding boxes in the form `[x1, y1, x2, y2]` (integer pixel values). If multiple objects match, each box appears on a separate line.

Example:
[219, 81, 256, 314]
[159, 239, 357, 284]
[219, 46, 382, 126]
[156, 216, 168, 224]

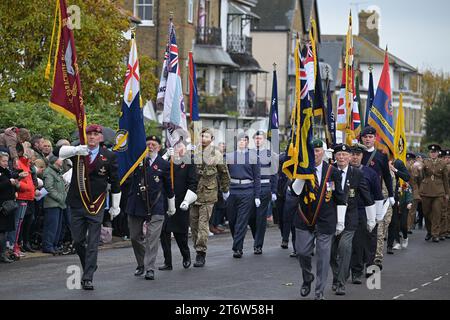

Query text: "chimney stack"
[358, 10, 379, 47]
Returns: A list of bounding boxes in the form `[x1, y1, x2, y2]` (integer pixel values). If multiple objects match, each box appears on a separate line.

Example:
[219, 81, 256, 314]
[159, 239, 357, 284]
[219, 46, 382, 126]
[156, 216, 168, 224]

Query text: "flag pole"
[168, 12, 175, 191]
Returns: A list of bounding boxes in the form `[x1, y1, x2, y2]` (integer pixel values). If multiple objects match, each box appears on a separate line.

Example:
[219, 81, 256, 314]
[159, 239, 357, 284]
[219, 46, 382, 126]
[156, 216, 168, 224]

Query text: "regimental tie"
[314, 169, 320, 193]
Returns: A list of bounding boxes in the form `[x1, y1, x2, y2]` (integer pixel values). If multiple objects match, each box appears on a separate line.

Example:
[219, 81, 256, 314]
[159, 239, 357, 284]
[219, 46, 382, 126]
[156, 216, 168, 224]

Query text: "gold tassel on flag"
[45, 0, 60, 80]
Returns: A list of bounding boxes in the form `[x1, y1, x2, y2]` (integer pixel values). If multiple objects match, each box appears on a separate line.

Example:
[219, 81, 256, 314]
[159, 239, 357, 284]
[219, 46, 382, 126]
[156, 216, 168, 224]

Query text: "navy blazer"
[126, 155, 174, 217]
[294, 161, 346, 235]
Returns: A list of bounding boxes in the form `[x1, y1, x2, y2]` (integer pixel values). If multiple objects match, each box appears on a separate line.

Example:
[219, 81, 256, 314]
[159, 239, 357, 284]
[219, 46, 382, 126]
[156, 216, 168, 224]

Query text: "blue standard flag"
[267, 67, 279, 142]
[114, 32, 148, 185]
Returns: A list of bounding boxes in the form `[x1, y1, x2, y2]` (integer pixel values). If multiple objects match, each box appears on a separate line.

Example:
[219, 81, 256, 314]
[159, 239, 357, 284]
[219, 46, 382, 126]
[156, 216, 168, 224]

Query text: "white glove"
[271, 193, 277, 202]
[162, 147, 174, 161]
[375, 200, 384, 223]
[336, 205, 347, 235]
[222, 191, 230, 201]
[167, 197, 176, 216]
[255, 198, 261, 208]
[365, 204, 377, 232]
[59, 145, 89, 159]
[109, 192, 121, 220]
[180, 189, 198, 211]
[290, 179, 305, 196]
[389, 197, 395, 206]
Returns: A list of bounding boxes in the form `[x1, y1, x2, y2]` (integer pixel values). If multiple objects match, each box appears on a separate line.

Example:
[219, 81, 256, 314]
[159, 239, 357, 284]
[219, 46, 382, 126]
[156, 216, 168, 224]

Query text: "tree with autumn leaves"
[0, 0, 160, 141]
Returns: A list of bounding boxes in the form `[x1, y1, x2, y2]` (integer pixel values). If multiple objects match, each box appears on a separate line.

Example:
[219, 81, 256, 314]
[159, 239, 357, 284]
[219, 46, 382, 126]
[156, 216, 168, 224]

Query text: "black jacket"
[66, 147, 120, 209]
[163, 161, 198, 234]
[294, 161, 346, 235]
[363, 149, 394, 197]
[340, 166, 374, 231]
[0, 166, 16, 232]
[126, 155, 174, 217]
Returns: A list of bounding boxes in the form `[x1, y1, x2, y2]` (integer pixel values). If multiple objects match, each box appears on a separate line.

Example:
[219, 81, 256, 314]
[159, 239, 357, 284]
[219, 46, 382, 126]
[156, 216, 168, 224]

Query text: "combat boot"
[193, 251, 206, 267]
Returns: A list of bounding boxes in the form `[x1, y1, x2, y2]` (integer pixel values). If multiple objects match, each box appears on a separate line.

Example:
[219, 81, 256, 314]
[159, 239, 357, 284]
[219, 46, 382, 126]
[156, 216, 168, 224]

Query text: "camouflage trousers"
[190, 203, 214, 253]
[375, 204, 393, 262]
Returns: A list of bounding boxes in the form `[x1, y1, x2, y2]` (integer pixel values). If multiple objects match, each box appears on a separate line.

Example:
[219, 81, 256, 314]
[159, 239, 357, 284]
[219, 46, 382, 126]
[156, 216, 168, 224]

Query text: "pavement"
[0, 225, 449, 300]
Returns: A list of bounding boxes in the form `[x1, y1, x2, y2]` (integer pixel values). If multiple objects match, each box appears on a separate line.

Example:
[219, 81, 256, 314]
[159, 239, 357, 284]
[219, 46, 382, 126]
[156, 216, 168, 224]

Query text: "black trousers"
[280, 191, 297, 249]
[350, 214, 378, 277]
[388, 206, 408, 248]
[71, 207, 103, 281]
[160, 230, 190, 266]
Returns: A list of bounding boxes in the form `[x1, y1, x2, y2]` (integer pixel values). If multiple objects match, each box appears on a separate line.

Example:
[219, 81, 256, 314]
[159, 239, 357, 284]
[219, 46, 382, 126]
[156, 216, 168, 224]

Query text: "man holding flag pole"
[47, 0, 121, 290]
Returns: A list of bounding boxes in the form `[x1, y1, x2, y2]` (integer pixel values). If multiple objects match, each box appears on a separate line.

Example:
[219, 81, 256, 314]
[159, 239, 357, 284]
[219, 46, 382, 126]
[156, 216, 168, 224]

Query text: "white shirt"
[148, 153, 158, 166]
[367, 146, 375, 152]
[88, 146, 100, 164]
[315, 162, 323, 186]
[339, 165, 349, 190]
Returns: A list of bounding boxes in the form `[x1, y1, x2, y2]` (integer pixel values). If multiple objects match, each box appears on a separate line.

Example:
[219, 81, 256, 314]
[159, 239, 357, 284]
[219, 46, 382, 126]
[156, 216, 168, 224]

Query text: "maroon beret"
[86, 124, 102, 134]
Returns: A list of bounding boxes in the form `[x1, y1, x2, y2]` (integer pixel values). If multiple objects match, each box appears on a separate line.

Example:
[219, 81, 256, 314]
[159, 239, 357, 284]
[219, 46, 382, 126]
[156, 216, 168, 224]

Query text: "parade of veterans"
[0, 0, 449, 302]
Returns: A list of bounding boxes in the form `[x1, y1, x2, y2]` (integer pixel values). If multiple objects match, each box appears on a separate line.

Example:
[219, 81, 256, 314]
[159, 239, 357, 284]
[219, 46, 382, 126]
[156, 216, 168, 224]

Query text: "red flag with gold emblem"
[47, 0, 87, 144]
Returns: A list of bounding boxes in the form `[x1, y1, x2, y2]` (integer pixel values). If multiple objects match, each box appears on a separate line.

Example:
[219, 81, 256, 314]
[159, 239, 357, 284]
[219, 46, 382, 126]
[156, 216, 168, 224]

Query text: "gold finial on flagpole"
[273, 62, 277, 71]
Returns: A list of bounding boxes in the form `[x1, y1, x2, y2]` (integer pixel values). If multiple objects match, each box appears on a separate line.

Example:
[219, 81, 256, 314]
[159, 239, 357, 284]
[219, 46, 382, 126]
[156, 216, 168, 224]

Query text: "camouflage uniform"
[407, 162, 421, 230]
[375, 171, 394, 262]
[418, 158, 449, 238]
[190, 144, 230, 254]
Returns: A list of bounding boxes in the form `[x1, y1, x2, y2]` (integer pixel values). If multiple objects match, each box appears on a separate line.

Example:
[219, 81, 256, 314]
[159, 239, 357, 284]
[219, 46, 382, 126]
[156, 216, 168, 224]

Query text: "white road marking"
[433, 276, 442, 281]
[422, 282, 431, 287]
[409, 288, 418, 292]
[393, 294, 404, 300]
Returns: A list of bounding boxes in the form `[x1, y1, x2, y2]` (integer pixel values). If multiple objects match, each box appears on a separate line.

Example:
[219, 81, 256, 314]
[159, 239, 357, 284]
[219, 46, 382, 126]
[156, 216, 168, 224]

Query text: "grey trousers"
[295, 228, 333, 296]
[330, 230, 355, 287]
[70, 207, 103, 281]
[128, 214, 164, 272]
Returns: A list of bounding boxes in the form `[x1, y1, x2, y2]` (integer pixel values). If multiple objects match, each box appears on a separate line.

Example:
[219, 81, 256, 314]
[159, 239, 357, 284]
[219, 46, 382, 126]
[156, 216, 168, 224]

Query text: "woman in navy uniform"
[159, 141, 198, 270]
[126, 136, 175, 280]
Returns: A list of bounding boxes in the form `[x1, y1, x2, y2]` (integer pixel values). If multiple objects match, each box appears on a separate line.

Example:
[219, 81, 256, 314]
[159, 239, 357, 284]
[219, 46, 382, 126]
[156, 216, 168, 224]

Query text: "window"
[187, 0, 194, 23]
[135, 0, 153, 26]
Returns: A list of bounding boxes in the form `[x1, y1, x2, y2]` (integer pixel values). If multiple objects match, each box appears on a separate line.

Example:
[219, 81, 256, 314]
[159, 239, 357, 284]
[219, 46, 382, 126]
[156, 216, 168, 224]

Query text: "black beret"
[443, 150, 450, 157]
[428, 144, 441, 152]
[350, 143, 367, 153]
[333, 143, 351, 153]
[146, 135, 161, 144]
[406, 152, 416, 160]
[361, 126, 377, 137]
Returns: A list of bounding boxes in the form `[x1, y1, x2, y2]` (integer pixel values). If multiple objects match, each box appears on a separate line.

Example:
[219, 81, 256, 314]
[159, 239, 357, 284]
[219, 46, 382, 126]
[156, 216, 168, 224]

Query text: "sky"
[317, 0, 450, 73]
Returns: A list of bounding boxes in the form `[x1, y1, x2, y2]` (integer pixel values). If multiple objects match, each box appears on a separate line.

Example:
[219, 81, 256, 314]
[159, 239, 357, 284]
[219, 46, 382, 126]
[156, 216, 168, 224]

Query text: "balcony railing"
[197, 93, 268, 117]
[227, 34, 252, 54]
[196, 27, 222, 46]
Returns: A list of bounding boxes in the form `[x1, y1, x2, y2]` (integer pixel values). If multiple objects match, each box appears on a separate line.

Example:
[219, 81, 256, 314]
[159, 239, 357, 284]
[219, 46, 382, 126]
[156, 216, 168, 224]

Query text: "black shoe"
[432, 237, 440, 243]
[373, 260, 383, 271]
[193, 252, 206, 267]
[81, 280, 94, 290]
[387, 247, 394, 254]
[332, 282, 338, 292]
[22, 243, 35, 253]
[233, 250, 243, 258]
[352, 275, 362, 284]
[300, 276, 314, 297]
[281, 241, 288, 249]
[407, 231, 413, 234]
[144, 270, 155, 280]
[254, 247, 262, 255]
[158, 264, 173, 271]
[182, 256, 191, 269]
[439, 236, 446, 241]
[314, 293, 325, 300]
[290, 251, 298, 258]
[446, 235, 450, 239]
[425, 233, 432, 241]
[134, 266, 144, 276]
[335, 285, 346, 296]
[0, 255, 13, 263]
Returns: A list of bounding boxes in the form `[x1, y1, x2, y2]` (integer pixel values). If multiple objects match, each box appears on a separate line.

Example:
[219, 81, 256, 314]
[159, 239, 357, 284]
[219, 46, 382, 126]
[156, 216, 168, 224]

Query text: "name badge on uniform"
[154, 176, 160, 183]
[326, 181, 335, 191]
[349, 188, 356, 198]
